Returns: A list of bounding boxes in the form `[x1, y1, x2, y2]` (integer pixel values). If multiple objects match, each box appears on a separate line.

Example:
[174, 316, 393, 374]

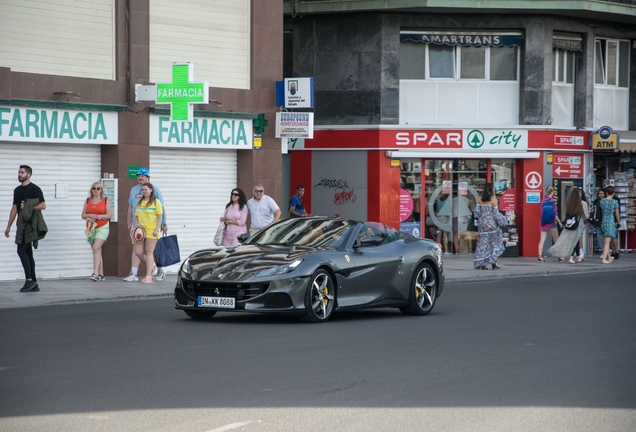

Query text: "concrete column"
[574, 30, 595, 129]
[520, 19, 553, 125]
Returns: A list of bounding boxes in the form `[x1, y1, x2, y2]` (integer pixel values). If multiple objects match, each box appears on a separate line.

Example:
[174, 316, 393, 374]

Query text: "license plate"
[198, 296, 235, 309]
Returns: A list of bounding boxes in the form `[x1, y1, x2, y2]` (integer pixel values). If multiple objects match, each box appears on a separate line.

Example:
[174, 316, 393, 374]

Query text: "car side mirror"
[355, 236, 383, 248]
[237, 233, 250, 243]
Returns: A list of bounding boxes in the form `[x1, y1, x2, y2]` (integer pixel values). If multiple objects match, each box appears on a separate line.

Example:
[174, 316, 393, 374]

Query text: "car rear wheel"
[400, 262, 437, 316]
[184, 309, 217, 320]
[300, 269, 335, 323]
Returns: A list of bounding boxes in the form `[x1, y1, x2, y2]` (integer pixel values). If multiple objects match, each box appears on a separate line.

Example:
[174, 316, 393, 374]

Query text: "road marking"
[204, 421, 253, 432]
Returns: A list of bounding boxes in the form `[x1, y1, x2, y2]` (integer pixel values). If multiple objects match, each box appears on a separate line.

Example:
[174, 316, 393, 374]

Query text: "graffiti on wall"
[315, 178, 357, 206]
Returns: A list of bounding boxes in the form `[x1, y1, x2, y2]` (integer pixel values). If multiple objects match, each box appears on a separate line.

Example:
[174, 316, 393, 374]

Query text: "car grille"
[182, 279, 269, 301]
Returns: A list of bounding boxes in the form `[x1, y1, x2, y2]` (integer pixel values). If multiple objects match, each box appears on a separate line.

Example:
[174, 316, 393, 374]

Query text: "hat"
[137, 167, 150, 177]
[130, 225, 146, 244]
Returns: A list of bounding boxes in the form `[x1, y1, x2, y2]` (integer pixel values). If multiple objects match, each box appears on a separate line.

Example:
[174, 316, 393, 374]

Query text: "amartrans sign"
[136, 63, 209, 122]
[0, 106, 118, 144]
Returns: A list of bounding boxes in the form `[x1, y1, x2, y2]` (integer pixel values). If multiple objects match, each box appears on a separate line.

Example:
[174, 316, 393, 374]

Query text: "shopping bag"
[467, 212, 479, 232]
[155, 234, 181, 267]
[213, 223, 225, 246]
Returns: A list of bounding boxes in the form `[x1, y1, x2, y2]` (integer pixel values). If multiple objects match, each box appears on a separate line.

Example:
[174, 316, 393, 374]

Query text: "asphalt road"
[1, 271, 635, 432]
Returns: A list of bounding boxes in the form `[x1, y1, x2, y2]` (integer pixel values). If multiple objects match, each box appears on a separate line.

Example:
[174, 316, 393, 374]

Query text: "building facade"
[284, 0, 636, 256]
[0, 0, 283, 280]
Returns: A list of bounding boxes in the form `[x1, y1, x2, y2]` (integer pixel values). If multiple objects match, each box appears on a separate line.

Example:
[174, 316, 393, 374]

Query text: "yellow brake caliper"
[322, 286, 329, 307]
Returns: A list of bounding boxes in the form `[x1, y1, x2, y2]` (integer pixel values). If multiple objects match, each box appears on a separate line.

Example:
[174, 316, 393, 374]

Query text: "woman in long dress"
[220, 188, 248, 247]
[599, 186, 621, 264]
[547, 188, 587, 263]
[473, 183, 505, 270]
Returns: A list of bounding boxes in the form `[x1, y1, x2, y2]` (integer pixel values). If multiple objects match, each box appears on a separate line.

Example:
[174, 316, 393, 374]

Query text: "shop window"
[399, 42, 519, 81]
[399, 41, 427, 79]
[553, 49, 575, 84]
[595, 38, 630, 88]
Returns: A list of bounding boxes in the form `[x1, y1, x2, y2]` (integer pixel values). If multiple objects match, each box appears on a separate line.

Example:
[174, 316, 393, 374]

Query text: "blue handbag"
[154, 234, 181, 267]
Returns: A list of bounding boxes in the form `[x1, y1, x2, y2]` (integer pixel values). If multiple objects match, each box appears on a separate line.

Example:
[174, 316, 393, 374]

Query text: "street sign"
[552, 153, 583, 178]
[525, 171, 542, 189]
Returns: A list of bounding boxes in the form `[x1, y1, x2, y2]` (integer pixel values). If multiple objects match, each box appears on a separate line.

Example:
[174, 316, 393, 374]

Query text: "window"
[553, 49, 575, 84]
[399, 42, 518, 81]
[595, 38, 630, 87]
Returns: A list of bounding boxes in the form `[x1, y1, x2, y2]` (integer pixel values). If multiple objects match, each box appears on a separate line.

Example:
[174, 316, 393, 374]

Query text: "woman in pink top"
[219, 188, 248, 247]
[538, 185, 563, 261]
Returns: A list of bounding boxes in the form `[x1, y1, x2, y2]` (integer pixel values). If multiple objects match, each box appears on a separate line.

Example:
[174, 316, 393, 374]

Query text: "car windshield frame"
[246, 218, 358, 249]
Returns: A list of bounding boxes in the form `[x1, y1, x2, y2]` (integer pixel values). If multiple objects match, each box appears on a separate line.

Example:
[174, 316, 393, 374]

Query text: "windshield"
[248, 218, 357, 248]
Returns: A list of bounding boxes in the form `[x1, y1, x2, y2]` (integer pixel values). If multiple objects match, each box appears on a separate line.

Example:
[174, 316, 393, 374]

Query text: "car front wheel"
[300, 269, 335, 323]
[184, 309, 217, 320]
[400, 262, 437, 316]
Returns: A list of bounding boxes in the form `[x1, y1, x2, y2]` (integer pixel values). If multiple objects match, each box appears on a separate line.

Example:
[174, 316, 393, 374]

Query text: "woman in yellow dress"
[134, 183, 163, 283]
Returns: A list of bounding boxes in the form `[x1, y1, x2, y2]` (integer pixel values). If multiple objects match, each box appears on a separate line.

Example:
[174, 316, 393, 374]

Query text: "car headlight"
[180, 259, 193, 276]
[256, 259, 303, 277]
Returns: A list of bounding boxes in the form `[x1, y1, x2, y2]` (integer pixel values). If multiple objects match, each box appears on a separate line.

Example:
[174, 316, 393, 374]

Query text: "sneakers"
[155, 271, 165, 281]
[123, 273, 138, 282]
[19, 281, 38, 292]
[152, 265, 158, 276]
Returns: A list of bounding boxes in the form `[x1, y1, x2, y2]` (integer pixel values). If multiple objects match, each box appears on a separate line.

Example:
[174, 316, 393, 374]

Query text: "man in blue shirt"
[124, 167, 169, 281]
[289, 184, 311, 218]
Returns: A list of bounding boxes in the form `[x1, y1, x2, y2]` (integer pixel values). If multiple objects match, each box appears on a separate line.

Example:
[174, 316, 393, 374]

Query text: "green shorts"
[92, 224, 110, 242]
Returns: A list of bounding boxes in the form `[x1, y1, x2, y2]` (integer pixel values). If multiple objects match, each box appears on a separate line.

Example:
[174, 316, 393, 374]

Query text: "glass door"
[424, 159, 487, 254]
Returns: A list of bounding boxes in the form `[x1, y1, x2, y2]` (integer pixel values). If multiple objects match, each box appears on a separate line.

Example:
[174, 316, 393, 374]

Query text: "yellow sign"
[390, 159, 400, 168]
[547, 153, 553, 163]
[592, 133, 619, 150]
[253, 137, 262, 149]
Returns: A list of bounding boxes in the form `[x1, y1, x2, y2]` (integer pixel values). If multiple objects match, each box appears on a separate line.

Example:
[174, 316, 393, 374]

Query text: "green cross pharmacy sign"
[136, 63, 208, 122]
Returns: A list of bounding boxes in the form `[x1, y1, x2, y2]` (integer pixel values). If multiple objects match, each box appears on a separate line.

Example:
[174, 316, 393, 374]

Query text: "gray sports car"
[174, 217, 445, 323]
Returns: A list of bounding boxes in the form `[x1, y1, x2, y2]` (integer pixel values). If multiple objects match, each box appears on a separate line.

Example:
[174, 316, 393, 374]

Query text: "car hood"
[185, 244, 326, 281]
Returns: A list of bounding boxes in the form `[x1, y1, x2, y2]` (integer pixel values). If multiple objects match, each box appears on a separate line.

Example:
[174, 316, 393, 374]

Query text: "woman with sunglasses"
[81, 182, 112, 281]
[219, 188, 248, 247]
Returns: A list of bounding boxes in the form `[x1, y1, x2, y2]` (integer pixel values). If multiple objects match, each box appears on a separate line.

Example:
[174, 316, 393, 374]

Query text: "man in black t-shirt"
[4, 165, 46, 292]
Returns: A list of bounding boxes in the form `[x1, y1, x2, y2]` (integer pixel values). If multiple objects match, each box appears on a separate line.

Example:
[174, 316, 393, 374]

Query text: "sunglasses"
[92, 187, 101, 190]
[254, 190, 264, 193]
[231, 193, 240, 196]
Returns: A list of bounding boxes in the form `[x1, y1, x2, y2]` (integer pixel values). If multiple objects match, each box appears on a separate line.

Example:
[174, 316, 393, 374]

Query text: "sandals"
[89, 273, 98, 281]
[558, 257, 566, 262]
[491, 262, 500, 270]
[96, 274, 105, 281]
[576, 257, 584, 263]
[141, 276, 153, 283]
[538, 256, 545, 262]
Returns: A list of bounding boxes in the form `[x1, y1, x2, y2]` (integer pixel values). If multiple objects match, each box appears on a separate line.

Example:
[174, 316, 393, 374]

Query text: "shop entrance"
[400, 158, 516, 255]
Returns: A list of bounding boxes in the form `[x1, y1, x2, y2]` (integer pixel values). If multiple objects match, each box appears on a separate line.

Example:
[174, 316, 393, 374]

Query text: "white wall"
[150, 0, 250, 89]
[593, 87, 629, 130]
[399, 80, 519, 126]
[0, 0, 115, 80]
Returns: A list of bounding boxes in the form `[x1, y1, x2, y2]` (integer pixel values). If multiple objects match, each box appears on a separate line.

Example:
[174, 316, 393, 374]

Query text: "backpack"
[540, 199, 556, 226]
[588, 200, 602, 227]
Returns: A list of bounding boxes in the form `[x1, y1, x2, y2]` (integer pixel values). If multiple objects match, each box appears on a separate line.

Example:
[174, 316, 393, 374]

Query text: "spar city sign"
[136, 63, 209, 122]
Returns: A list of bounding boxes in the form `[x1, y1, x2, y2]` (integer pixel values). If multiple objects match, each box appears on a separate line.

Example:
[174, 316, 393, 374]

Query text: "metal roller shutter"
[0, 144, 101, 281]
[150, 148, 237, 272]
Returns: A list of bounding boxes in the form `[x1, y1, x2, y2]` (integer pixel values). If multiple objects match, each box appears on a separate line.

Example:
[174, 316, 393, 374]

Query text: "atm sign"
[592, 133, 619, 150]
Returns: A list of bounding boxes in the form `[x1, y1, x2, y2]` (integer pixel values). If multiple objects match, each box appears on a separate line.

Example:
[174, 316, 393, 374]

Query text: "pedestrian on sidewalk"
[289, 184, 311, 218]
[247, 184, 281, 235]
[610, 190, 621, 260]
[547, 188, 587, 264]
[600, 186, 621, 264]
[134, 182, 163, 283]
[219, 188, 248, 246]
[4, 165, 47, 292]
[473, 183, 506, 270]
[124, 168, 169, 282]
[538, 186, 563, 262]
[577, 189, 589, 261]
[81, 182, 112, 281]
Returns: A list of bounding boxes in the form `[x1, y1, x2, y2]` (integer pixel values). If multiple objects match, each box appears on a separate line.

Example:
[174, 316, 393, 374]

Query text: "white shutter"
[150, 148, 237, 272]
[0, 0, 115, 80]
[149, 0, 250, 89]
[0, 144, 101, 281]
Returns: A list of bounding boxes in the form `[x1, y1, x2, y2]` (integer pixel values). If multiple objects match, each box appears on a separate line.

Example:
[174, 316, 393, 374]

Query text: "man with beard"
[4, 165, 46, 292]
[124, 167, 168, 281]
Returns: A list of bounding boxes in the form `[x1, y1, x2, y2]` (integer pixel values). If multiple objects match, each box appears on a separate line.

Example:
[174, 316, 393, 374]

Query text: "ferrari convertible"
[174, 217, 444, 323]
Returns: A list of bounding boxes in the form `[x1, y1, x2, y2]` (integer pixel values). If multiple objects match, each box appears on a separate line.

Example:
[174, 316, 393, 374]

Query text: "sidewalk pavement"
[0, 252, 634, 309]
